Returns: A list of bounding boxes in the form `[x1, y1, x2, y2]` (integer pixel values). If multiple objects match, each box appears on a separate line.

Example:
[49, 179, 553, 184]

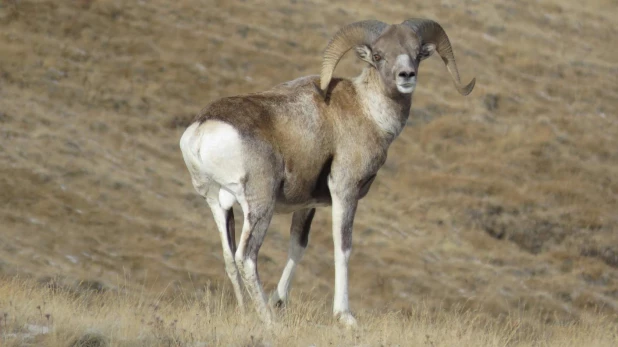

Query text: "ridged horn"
[401, 18, 476, 95]
[320, 20, 389, 93]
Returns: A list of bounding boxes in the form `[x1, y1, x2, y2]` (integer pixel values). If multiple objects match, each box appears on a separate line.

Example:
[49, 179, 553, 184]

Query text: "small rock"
[66, 255, 79, 264]
[25, 324, 50, 335]
[482, 33, 502, 45]
[194, 63, 207, 73]
[46, 68, 67, 80]
[486, 26, 505, 36]
[237, 25, 249, 38]
[65, 46, 89, 62]
[66, 141, 81, 152]
[70, 331, 109, 347]
[29, 217, 43, 225]
[77, 280, 106, 293]
[89, 121, 109, 133]
[0, 112, 11, 122]
[483, 93, 500, 111]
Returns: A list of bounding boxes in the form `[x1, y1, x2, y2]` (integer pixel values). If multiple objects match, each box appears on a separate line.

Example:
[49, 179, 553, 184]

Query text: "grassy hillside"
[0, 0, 617, 345]
[0, 277, 616, 346]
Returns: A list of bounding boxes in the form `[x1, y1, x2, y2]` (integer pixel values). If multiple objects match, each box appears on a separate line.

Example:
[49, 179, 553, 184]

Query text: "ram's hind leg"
[206, 187, 245, 312]
[234, 188, 277, 326]
[270, 208, 316, 309]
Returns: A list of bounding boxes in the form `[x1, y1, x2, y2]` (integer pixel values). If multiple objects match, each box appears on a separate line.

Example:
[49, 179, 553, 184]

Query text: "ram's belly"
[272, 154, 333, 214]
[273, 199, 331, 214]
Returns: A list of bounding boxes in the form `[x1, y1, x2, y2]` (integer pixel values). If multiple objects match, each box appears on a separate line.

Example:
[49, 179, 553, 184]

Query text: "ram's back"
[192, 75, 361, 212]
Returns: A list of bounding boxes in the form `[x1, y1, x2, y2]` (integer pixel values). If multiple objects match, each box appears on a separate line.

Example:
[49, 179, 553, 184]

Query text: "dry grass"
[0, 277, 616, 347]
[0, 0, 617, 345]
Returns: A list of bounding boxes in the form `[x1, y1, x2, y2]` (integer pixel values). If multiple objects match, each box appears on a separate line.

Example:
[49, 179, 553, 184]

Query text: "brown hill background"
[1, 0, 617, 327]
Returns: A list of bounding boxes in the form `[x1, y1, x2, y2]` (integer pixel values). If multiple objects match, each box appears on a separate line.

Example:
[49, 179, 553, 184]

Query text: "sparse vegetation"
[0, 0, 617, 345]
[0, 277, 616, 346]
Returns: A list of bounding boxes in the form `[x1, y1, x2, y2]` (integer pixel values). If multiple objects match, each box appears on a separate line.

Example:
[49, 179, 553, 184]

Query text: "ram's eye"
[373, 54, 382, 62]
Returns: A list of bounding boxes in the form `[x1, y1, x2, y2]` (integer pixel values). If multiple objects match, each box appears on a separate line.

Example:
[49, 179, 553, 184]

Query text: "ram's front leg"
[328, 179, 360, 328]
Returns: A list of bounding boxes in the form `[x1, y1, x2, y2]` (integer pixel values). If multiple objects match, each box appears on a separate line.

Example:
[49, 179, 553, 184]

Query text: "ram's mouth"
[396, 83, 415, 93]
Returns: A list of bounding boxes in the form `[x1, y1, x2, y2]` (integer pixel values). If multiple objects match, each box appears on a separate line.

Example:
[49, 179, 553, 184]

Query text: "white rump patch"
[179, 120, 247, 196]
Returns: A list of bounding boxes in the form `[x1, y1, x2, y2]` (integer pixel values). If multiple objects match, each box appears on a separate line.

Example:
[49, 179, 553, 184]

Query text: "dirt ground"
[0, 0, 617, 326]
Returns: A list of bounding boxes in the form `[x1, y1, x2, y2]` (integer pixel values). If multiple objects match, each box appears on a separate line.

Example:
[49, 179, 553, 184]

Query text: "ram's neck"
[353, 67, 412, 144]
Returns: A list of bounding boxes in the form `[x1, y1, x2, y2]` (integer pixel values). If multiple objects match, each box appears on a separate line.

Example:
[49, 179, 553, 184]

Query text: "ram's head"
[320, 18, 476, 97]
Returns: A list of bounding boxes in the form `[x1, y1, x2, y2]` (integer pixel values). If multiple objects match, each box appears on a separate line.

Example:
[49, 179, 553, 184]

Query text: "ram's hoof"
[335, 312, 358, 328]
[269, 292, 286, 310]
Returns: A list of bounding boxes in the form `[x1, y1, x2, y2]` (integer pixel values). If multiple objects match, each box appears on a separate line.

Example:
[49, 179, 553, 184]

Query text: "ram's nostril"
[398, 71, 415, 78]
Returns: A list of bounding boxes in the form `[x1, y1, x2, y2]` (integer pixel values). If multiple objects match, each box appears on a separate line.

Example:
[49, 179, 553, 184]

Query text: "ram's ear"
[355, 45, 376, 67]
[419, 43, 436, 61]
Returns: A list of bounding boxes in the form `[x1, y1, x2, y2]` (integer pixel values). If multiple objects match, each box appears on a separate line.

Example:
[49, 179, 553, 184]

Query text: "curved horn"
[320, 20, 389, 92]
[401, 18, 476, 96]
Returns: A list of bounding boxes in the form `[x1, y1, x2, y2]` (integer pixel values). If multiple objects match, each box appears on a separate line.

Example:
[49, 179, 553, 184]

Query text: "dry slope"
[0, 0, 617, 326]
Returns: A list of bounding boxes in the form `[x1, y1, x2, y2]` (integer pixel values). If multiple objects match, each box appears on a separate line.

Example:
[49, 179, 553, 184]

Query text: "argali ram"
[179, 18, 476, 327]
